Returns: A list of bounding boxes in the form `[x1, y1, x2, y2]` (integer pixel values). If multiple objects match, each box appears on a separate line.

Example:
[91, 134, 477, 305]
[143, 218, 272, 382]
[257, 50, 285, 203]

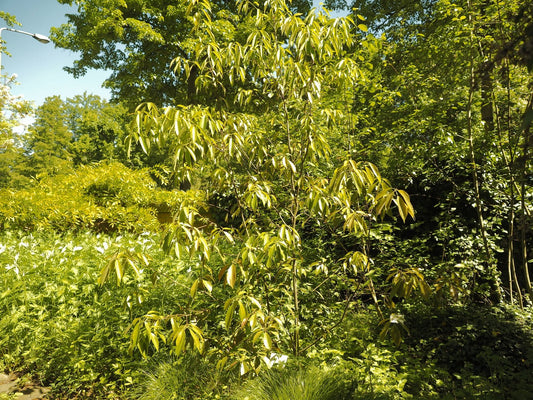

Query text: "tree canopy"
[50, 0, 312, 109]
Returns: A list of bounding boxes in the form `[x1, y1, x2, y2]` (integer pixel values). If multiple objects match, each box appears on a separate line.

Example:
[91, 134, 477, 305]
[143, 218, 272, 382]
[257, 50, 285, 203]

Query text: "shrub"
[0, 230, 182, 398]
[0, 162, 202, 233]
[131, 354, 231, 400]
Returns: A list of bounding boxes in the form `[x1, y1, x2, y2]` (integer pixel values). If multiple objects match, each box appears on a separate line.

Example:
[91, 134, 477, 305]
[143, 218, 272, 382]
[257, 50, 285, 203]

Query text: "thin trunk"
[283, 91, 301, 357]
[480, 61, 494, 132]
[292, 259, 300, 357]
[467, 1, 501, 300]
[520, 94, 533, 297]
[519, 186, 531, 297]
[511, 252, 524, 309]
[508, 207, 514, 303]
[493, 92, 516, 303]
[492, 65, 518, 303]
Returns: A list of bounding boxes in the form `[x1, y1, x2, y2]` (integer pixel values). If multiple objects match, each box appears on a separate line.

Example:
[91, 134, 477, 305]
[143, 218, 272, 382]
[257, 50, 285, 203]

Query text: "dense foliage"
[50, 0, 311, 108]
[2, 0, 533, 398]
[0, 161, 200, 233]
[0, 76, 33, 188]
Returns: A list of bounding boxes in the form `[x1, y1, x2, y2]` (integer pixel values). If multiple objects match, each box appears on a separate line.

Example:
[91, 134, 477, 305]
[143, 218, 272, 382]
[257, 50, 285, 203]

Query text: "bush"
[399, 303, 533, 399]
[0, 162, 202, 233]
[232, 364, 352, 400]
[131, 353, 231, 400]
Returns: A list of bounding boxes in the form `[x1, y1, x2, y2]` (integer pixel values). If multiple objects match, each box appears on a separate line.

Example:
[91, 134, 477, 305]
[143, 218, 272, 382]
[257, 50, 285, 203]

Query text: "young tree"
[102, 0, 416, 372]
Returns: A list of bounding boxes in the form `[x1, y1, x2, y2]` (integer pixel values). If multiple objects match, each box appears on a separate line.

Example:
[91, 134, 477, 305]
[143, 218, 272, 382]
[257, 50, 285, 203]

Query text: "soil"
[0, 374, 50, 400]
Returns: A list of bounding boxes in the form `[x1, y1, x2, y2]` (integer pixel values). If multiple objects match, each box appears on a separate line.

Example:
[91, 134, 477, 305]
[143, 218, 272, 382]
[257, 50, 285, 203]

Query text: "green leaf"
[98, 263, 111, 286]
[225, 301, 236, 330]
[190, 278, 199, 298]
[397, 197, 407, 222]
[114, 258, 123, 285]
[226, 264, 236, 288]
[188, 325, 204, 352]
[238, 300, 247, 321]
[202, 278, 213, 293]
[173, 328, 186, 354]
[263, 332, 272, 350]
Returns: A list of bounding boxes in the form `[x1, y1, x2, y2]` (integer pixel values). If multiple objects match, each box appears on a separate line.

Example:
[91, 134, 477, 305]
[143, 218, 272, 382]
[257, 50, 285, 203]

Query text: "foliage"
[400, 303, 533, 399]
[50, 0, 311, 109]
[0, 11, 19, 30]
[0, 231, 143, 397]
[98, 0, 420, 378]
[65, 93, 133, 166]
[1, 227, 533, 399]
[0, 229, 232, 398]
[3, 0, 533, 398]
[0, 75, 33, 189]
[23, 95, 73, 178]
[325, 0, 533, 304]
[20, 94, 136, 179]
[7, 93, 183, 189]
[232, 364, 351, 400]
[131, 354, 232, 400]
[0, 230, 234, 398]
[0, 161, 198, 233]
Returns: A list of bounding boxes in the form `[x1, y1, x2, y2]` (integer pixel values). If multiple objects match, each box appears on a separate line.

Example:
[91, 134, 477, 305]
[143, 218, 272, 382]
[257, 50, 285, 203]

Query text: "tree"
[0, 75, 33, 188]
[64, 93, 132, 165]
[331, 0, 533, 303]
[24, 96, 73, 177]
[50, 0, 311, 109]
[101, 0, 417, 373]
[23, 94, 141, 176]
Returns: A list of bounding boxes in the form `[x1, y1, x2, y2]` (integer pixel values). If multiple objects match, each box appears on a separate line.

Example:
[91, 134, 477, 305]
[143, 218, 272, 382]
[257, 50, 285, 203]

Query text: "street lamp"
[0, 27, 51, 75]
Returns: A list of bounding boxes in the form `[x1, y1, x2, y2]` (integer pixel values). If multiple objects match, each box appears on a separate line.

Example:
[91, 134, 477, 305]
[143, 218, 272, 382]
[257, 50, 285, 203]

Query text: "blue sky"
[1, 0, 111, 106]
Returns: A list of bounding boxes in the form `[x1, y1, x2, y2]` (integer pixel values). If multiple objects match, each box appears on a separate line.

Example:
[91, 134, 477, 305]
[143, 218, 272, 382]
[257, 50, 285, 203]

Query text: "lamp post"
[0, 27, 51, 76]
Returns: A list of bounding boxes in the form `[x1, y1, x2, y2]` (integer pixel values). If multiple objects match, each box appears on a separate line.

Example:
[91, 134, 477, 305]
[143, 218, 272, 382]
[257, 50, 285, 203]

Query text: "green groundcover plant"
[1, 229, 533, 399]
[0, 230, 183, 398]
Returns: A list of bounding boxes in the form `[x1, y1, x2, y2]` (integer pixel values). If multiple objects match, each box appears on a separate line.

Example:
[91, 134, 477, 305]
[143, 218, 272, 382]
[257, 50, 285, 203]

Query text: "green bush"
[232, 364, 351, 400]
[0, 162, 202, 233]
[131, 354, 231, 400]
[400, 303, 533, 399]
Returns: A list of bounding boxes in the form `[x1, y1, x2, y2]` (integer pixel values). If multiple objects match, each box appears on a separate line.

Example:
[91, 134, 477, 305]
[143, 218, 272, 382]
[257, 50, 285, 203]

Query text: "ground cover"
[1, 230, 533, 399]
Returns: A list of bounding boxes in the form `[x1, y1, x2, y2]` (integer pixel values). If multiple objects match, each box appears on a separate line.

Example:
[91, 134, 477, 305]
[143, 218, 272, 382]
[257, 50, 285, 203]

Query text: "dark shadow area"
[401, 304, 533, 399]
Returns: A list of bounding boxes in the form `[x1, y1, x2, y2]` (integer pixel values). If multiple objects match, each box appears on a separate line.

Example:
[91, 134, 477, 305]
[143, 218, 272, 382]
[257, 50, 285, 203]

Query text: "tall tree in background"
[23, 94, 138, 178]
[50, 0, 311, 109]
[0, 76, 33, 188]
[24, 96, 73, 178]
[65, 93, 131, 165]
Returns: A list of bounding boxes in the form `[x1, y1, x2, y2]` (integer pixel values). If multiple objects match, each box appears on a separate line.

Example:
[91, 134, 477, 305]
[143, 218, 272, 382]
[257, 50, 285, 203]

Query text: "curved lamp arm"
[1, 27, 51, 75]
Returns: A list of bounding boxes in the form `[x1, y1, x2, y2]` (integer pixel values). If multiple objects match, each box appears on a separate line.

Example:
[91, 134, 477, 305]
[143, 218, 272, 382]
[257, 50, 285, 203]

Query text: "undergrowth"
[1, 230, 533, 399]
